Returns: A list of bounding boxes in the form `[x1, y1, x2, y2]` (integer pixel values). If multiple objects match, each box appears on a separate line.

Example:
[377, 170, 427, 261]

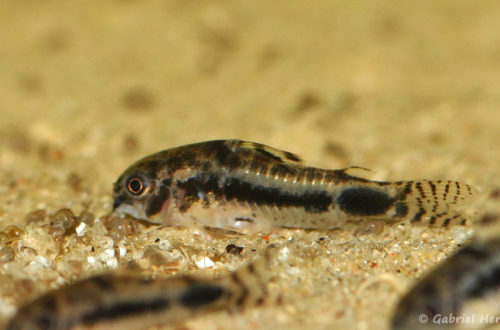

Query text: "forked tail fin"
[393, 180, 478, 226]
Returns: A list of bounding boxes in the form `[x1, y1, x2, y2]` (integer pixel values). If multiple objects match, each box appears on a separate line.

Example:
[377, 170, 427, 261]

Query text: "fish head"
[113, 155, 172, 224]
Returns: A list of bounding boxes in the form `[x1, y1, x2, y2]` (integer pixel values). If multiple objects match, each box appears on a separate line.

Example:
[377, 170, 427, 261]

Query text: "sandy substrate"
[0, 1, 499, 329]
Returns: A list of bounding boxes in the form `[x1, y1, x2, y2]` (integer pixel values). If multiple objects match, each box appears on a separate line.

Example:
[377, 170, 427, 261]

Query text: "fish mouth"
[112, 194, 126, 210]
[113, 203, 149, 222]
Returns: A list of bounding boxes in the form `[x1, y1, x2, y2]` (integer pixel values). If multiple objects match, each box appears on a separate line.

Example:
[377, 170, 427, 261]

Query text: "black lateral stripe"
[223, 178, 333, 213]
[174, 174, 333, 213]
[80, 296, 170, 325]
[335, 187, 394, 216]
[179, 284, 225, 309]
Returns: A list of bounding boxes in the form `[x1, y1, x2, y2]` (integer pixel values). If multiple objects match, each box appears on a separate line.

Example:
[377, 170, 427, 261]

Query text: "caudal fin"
[393, 180, 478, 226]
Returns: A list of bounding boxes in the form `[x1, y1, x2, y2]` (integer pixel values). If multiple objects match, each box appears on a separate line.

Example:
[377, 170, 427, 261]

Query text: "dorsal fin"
[336, 166, 373, 180]
[341, 166, 372, 174]
[225, 140, 303, 165]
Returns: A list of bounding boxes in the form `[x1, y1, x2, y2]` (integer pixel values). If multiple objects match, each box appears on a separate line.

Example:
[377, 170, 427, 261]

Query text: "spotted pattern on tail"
[394, 180, 477, 227]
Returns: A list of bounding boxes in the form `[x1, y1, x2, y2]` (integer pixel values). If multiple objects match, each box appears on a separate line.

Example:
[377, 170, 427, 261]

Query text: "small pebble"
[25, 209, 46, 224]
[194, 256, 215, 269]
[0, 246, 15, 262]
[80, 211, 95, 225]
[118, 246, 127, 258]
[51, 208, 78, 231]
[287, 266, 301, 276]
[5, 226, 23, 239]
[355, 221, 385, 240]
[105, 258, 118, 268]
[225, 244, 244, 255]
[96, 249, 116, 269]
[452, 228, 468, 245]
[279, 247, 290, 261]
[75, 222, 87, 236]
[389, 243, 401, 254]
[25, 256, 51, 274]
[107, 218, 128, 241]
[143, 247, 167, 266]
[95, 236, 114, 249]
[158, 240, 172, 251]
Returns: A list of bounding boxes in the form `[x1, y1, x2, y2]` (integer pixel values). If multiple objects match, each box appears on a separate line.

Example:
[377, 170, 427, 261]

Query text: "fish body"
[7, 247, 275, 330]
[392, 210, 500, 330]
[113, 140, 476, 231]
[392, 235, 500, 330]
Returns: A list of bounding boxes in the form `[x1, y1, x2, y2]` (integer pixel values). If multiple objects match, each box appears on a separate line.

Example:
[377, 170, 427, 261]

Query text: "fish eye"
[126, 175, 148, 196]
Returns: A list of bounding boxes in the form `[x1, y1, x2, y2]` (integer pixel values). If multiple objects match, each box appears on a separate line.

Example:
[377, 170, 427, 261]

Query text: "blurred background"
[0, 0, 499, 328]
[1, 0, 499, 187]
